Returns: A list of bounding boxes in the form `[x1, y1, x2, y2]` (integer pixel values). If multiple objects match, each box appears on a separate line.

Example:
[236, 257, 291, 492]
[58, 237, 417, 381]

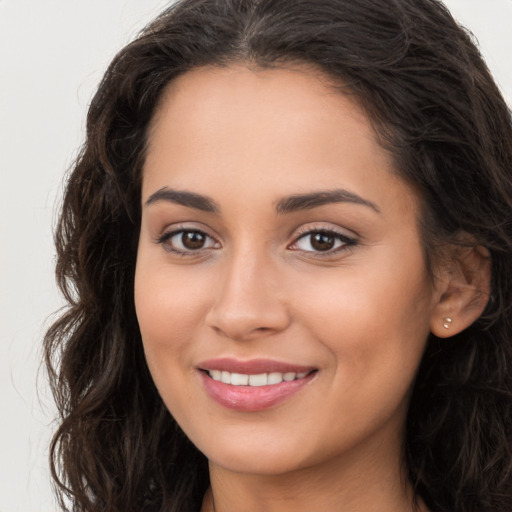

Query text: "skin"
[134, 65, 487, 512]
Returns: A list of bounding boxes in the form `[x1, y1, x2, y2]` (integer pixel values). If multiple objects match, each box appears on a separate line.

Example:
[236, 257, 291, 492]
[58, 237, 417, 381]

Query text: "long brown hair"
[45, 1, 512, 511]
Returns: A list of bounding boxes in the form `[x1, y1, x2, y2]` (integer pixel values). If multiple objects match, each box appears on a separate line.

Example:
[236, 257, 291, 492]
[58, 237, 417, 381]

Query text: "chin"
[208, 449, 308, 476]
[193, 428, 315, 476]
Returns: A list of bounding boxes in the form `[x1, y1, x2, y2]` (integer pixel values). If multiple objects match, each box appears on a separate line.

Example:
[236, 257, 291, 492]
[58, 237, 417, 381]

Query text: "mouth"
[204, 369, 311, 386]
[197, 358, 317, 411]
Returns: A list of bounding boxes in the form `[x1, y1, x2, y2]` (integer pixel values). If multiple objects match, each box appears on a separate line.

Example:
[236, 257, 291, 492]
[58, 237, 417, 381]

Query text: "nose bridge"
[206, 241, 290, 340]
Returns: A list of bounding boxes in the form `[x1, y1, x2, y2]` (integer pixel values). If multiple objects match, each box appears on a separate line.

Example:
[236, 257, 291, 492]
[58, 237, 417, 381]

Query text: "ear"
[430, 242, 491, 338]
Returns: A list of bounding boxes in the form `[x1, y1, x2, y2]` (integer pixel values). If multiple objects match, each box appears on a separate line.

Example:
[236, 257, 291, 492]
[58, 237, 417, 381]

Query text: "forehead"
[152, 63, 357, 121]
[148, 64, 371, 156]
[143, 64, 417, 218]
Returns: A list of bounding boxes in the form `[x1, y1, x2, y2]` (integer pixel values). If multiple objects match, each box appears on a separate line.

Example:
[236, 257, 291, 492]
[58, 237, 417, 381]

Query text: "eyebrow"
[145, 187, 219, 213]
[275, 189, 381, 214]
[144, 187, 380, 215]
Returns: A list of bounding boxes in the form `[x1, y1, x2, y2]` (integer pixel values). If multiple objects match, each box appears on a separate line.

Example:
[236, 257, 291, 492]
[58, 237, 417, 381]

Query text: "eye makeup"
[155, 226, 220, 255]
[154, 220, 359, 261]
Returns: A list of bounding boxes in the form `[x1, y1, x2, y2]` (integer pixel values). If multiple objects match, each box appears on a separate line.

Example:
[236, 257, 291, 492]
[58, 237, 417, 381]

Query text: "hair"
[44, 0, 512, 511]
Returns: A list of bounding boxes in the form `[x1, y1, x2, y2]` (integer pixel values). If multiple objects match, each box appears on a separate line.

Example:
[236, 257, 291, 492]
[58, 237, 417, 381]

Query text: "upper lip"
[197, 358, 316, 374]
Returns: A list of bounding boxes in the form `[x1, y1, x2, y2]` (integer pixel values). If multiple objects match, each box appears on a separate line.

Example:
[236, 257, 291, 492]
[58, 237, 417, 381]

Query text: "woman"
[44, 0, 512, 511]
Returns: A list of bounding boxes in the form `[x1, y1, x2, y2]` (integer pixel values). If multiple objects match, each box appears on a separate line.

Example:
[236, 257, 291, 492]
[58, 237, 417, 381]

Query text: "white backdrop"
[0, 1, 510, 511]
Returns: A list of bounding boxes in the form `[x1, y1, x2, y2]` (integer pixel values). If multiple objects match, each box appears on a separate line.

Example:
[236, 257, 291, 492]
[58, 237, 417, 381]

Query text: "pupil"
[311, 232, 334, 251]
[182, 231, 205, 249]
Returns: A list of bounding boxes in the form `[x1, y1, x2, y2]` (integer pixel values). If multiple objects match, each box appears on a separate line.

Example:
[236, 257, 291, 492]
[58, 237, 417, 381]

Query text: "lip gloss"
[197, 358, 316, 412]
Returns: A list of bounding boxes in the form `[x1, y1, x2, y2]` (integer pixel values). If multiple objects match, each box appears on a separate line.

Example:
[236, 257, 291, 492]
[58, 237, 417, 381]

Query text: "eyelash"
[156, 227, 219, 255]
[289, 227, 357, 257]
[155, 226, 357, 257]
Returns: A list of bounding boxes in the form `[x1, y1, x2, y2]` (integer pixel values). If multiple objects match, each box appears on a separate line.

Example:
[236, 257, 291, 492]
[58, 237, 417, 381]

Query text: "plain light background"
[1, 1, 511, 511]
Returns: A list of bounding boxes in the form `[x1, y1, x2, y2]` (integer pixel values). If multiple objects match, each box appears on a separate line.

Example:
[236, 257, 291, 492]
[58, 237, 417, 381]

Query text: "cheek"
[293, 254, 433, 386]
[134, 265, 209, 422]
[302, 282, 431, 443]
[134, 256, 210, 377]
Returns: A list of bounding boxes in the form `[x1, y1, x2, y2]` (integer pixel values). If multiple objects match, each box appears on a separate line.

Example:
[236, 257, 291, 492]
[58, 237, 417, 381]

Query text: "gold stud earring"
[443, 317, 453, 329]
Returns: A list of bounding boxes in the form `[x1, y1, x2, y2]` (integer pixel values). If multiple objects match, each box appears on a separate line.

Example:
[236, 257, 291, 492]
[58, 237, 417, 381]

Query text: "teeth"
[268, 372, 283, 385]
[231, 373, 249, 386]
[210, 369, 222, 381]
[208, 370, 310, 386]
[249, 373, 267, 386]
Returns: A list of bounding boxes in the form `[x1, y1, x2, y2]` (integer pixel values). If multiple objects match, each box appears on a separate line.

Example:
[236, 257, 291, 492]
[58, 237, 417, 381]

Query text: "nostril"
[205, 283, 292, 340]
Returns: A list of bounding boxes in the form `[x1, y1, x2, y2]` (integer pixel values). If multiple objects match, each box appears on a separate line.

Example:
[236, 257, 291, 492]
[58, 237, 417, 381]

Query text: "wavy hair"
[45, 1, 512, 511]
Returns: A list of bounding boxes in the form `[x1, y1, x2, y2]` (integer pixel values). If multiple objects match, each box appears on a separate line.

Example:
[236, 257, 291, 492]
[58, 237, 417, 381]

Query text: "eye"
[157, 229, 219, 254]
[290, 229, 356, 254]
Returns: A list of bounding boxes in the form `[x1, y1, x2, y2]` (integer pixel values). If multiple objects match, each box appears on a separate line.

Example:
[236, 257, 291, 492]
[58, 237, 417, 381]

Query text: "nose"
[205, 249, 291, 341]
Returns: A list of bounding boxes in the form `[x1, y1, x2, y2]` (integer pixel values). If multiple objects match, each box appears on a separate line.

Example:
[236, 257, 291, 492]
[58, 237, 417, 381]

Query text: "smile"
[207, 370, 309, 386]
[198, 358, 317, 411]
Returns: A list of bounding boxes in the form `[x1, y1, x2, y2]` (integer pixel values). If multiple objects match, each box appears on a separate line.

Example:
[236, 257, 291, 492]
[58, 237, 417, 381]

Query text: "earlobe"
[430, 243, 491, 338]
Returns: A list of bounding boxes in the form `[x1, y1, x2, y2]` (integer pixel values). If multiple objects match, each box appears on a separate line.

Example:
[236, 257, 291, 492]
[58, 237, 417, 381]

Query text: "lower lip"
[199, 371, 315, 412]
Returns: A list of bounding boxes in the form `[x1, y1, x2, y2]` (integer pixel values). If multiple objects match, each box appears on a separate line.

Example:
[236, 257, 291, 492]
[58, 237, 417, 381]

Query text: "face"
[135, 65, 440, 478]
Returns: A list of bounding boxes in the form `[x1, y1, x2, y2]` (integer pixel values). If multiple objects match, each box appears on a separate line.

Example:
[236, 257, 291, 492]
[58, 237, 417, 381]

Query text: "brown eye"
[182, 231, 206, 249]
[290, 229, 356, 255]
[310, 232, 335, 251]
[158, 229, 219, 254]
